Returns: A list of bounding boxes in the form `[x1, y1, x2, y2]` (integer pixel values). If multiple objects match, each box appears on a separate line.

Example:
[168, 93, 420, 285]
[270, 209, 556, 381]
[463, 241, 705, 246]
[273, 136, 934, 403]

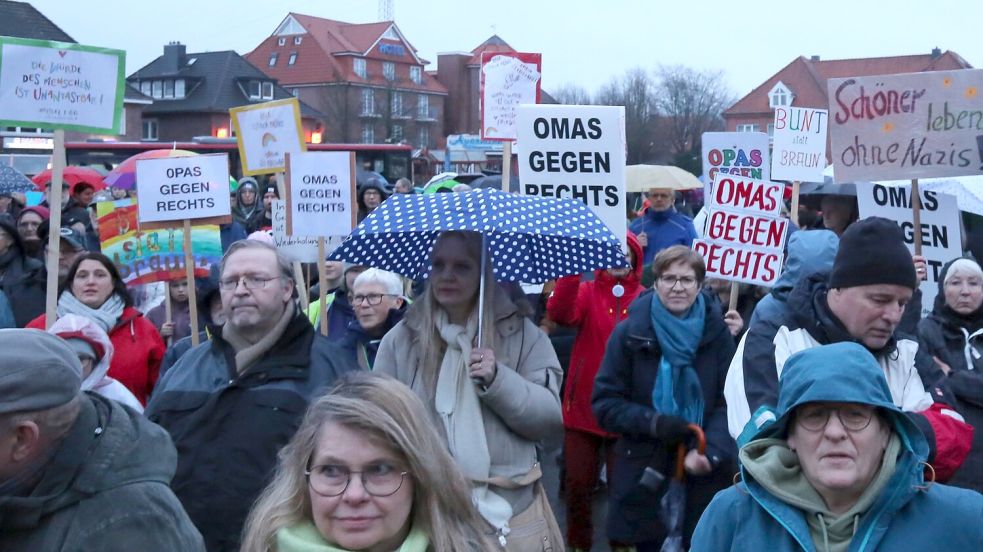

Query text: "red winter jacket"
[547, 233, 645, 436]
[29, 306, 165, 405]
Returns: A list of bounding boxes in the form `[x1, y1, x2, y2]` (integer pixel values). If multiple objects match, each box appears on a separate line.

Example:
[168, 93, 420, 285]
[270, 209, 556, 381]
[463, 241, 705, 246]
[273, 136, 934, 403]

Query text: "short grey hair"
[352, 268, 403, 297]
[220, 239, 294, 283]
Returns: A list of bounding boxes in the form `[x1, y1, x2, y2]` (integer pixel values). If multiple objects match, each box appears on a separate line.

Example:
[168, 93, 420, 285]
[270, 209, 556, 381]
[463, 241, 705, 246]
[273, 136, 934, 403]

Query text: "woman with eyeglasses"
[692, 342, 983, 551]
[339, 268, 407, 370]
[917, 257, 983, 493]
[241, 371, 493, 551]
[27, 252, 165, 405]
[592, 245, 736, 551]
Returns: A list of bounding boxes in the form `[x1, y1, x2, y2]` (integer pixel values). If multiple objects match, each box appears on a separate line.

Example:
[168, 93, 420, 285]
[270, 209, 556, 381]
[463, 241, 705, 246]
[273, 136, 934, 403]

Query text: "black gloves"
[652, 413, 691, 445]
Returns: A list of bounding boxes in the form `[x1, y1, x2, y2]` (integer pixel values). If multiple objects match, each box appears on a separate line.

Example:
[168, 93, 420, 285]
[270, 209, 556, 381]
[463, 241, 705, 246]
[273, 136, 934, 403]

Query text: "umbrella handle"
[674, 424, 707, 480]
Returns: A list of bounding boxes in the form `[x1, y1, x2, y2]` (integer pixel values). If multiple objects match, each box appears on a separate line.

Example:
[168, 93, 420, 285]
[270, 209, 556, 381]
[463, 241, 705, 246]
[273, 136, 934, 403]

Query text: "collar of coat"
[621, 289, 728, 351]
[212, 305, 316, 382]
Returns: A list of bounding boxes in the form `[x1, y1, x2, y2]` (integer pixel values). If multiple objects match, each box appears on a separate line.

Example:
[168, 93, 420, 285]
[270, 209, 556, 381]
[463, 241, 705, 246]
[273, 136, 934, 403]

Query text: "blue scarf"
[650, 292, 706, 427]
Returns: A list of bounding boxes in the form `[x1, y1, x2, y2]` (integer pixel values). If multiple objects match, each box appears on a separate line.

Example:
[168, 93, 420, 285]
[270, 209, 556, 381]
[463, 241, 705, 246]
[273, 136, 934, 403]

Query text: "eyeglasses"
[796, 404, 877, 432]
[218, 275, 281, 291]
[657, 275, 698, 289]
[349, 292, 399, 306]
[305, 463, 408, 497]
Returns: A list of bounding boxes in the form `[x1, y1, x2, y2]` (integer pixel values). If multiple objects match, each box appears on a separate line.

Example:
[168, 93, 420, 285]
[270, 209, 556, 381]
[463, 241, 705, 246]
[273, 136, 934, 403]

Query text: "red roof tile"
[467, 35, 516, 65]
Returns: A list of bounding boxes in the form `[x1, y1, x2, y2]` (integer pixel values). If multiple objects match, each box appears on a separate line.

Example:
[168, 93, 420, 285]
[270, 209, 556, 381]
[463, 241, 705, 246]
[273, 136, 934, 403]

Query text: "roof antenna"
[378, 0, 393, 21]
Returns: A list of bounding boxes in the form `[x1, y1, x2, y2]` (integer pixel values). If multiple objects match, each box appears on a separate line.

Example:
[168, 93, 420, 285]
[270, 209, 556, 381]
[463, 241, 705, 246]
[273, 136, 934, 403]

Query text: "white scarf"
[57, 292, 126, 332]
[433, 309, 513, 537]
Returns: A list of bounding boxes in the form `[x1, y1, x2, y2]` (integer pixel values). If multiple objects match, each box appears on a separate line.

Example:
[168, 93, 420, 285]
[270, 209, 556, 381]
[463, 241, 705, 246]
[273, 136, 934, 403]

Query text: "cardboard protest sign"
[95, 199, 222, 285]
[271, 200, 344, 263]
[701, 132, 770, 199]
[230, 98, 307, 175]
[0, 37, 124, 133]
[516, 104, 627, 250]
[829, 69, 983, 182]
[480, 52, 542, 141]
[135, 153, 231, 224]
[284, 151, 356, 238]
[694, 174, 788, 287]
[772, 107, 829, 182]
[857, 183, 962, 316]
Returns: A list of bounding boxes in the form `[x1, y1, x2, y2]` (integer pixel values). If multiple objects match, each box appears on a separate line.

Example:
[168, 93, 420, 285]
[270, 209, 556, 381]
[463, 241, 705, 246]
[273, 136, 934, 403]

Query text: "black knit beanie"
[828, 217, 917, 290]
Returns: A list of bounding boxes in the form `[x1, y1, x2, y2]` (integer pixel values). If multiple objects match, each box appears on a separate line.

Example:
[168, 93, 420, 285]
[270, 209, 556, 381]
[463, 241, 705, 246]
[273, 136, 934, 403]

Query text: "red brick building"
[723, 49, 973, 139]
[246, 13, 447, 148]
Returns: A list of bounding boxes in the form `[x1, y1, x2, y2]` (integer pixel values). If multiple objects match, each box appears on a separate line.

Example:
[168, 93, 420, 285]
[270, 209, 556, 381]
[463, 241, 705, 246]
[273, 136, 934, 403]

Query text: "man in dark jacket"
[146, 240, 356, 551]
[0, 329, 204, 551]
[0, 218, 45, 326]
[726, 217, 972, 481]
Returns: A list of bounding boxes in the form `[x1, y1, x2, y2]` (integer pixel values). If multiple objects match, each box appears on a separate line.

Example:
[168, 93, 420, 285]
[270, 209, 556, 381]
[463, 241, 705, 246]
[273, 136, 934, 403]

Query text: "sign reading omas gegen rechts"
[135, 154, 232, 223]
[0, 37, 125, 133]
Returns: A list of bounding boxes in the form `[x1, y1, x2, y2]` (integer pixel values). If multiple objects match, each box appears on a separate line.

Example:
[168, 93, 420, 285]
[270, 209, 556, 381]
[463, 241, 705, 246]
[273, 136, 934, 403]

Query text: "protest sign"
[517, 104, 627, 250]
[95, 199, 222, 285]
[230, 98, 307, 175]
[695, 174, 788, 287]
[135, 153, 231, 224]
[701, 132, 770, 199]
[772, 107, 829, 182]
[284, 151, 356, 238]
[0, 37, 125, 134]
[857, 183, 962, 316]
[829, 69, 983, 182]
[480, 52, 542, 141]
[271, 200, 344, 263]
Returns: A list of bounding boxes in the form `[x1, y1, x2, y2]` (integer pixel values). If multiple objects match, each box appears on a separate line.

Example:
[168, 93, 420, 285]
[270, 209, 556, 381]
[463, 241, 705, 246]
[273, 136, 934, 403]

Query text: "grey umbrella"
[0, 164, 35, 195]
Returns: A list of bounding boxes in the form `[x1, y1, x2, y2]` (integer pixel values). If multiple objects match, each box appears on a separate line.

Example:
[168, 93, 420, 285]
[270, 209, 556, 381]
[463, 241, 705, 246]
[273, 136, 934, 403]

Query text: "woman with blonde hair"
[240, 371, 492, 552]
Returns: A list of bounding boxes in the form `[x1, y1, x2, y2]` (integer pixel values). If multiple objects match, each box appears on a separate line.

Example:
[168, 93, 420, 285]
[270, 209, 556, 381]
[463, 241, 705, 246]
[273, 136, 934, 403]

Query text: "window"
[392, 124, 403, 142]
[151, 80, 163, 99]
[417, 94, 429, 118]
[294, 36, 303, 45]
[771, 89, 788, 107]
[391, 91, 404, 117]
[163, 79, 175, 99]
[768, 81, 793, 109]
[361, 123, 375, 144]
[361, 89, 375, 115]
[175, 79, 185, 98]
[767, 123, 775, 136]
[248, 81, 261, 99]
[383, 62, 395, 81]
[140, 81, 151, 96]
[288, 52, 297, 65]
[735, 124, 759, 133]
[269, 53, 278, 66]
[354, 58, 367, 78]
[410, 66, 421, 85]
[418, 126, 430, 148]
[290, 87, 300, 97]
[278, 37, 286, 46]
[262, 82, 274, 100]
[142, 119, 159, 141]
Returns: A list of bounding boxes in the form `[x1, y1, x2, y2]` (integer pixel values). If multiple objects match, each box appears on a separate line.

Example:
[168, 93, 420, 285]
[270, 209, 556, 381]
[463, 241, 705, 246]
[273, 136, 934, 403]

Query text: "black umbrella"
[356, 170, 391, 194]
[470, 173, 521, 193]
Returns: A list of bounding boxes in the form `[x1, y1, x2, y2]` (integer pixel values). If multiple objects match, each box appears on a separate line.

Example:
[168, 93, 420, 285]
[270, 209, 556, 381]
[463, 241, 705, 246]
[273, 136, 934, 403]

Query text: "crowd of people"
[1, 174, 982, 552]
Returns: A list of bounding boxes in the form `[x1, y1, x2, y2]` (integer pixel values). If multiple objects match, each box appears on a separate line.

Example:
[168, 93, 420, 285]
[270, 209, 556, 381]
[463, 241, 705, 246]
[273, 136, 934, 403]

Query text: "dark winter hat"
[0, 329, 81, 414]
[829, 217, 917, 290]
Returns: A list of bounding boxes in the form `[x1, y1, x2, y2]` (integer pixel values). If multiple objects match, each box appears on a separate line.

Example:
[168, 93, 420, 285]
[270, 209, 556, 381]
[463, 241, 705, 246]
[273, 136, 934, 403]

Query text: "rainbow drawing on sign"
[262, 132, 277, 146]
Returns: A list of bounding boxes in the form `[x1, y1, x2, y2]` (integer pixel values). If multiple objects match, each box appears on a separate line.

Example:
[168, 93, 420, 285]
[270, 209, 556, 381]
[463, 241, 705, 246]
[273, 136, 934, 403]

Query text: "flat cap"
[0, 329, 81, 414]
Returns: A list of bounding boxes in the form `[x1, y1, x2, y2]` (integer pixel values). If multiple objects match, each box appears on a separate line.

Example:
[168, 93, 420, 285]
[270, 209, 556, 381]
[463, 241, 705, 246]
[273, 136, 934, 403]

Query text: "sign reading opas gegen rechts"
[135, 154, 232, 223]
[701, 132, 770, 200]
[771, 107, 829, 182]
[517, 104, 627, 251]
[284, 151, 357, 238]
[230, 98, 307, 175]
[0, 37, 125, 133]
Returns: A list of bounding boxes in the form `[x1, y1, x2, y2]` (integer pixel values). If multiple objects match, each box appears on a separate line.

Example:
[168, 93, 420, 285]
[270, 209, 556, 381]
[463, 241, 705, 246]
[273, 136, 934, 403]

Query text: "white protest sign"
[857, 183, 962, 316]
[285, 151, 356, 238]
[829, 69, 983, 182]
[701, 132, 770, 199]
[0, 37, 124, 133]
[480, 52, 541, 141]
[772, 107, 829, 182]
[230, 98, 307, 175]
[272, 200, 344, 263]
[135, 154, 231, 223]
[694, 173, 788, 287]
[517, 104, 627, 250]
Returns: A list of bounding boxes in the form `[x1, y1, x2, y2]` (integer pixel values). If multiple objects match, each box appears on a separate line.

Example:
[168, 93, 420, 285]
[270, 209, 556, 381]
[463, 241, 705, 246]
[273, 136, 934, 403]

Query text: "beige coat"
[374, 290, 563, 515]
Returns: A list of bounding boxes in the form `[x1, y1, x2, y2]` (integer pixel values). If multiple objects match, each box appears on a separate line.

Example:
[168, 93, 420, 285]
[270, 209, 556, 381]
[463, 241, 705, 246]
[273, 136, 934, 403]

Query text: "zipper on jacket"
[565, 358, 586, 412]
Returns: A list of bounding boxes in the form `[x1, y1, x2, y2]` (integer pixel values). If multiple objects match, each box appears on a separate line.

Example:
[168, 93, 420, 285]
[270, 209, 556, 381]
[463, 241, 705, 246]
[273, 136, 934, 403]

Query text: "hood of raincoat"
[770, 230, 839, 302]
[47, 314, 114, 393]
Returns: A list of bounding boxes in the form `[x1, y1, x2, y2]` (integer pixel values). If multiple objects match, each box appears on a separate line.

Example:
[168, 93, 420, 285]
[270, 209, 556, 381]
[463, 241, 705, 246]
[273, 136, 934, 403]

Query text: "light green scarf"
[275, 520, 429, 552]
[740, 434, 901, 552]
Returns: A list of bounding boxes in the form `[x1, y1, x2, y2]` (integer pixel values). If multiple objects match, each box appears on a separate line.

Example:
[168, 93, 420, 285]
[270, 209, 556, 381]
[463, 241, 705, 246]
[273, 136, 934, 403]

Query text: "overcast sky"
[27, 0, 983, 101]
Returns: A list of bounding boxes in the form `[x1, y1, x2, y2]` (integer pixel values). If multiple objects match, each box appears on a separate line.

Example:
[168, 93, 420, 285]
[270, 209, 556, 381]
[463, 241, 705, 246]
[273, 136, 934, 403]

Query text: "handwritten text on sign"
[857, 184, 962, 316]
[771, 107, 829, 182]
[828, 69, 983, 181]
[0, 37, 124, 133]
[271, 200, 344, 263]
[701, 132, 770, 199]
[480, 52, 541, 141]
[517, 104, 627, 249]
[286, 151, 356, 238]
[230, 98, 307, 175]
[135, 154, 232, 223]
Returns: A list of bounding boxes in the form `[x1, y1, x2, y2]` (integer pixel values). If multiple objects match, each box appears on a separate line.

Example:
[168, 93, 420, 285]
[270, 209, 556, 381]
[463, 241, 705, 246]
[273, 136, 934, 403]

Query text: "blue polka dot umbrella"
[329, 188, 628, 283]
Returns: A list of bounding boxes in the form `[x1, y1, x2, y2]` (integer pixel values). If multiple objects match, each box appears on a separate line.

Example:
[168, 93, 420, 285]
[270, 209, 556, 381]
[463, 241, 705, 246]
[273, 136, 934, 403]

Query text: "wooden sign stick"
[44, 129, 66, 328]
[164, 282, 173, 347]
[317, 237, 328, 337]
[728, 281, 740, 312]
[183, 220, 200, 346]
[790, 181, 801, 227]
[502, 141, 512, 192]
[911, 179, 923, 257]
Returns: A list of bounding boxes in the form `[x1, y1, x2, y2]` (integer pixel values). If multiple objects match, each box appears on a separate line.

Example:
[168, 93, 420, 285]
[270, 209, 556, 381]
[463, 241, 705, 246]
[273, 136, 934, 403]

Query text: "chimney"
[163, 41, 186, 73]
[810, 55, 820, 62]
[931, 47, 942, 59]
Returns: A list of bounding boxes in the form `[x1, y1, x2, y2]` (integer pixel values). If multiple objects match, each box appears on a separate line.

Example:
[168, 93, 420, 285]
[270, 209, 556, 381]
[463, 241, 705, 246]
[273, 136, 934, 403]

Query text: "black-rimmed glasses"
[348, 293, 399, 306]
[218, 275, 280, 291]
[796, 404, 876, 432]
[305, 463, 408, 497]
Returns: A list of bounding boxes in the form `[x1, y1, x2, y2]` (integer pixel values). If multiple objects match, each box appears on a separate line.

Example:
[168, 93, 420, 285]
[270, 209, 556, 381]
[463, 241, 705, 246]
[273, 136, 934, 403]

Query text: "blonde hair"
[240, 372, 492, 552]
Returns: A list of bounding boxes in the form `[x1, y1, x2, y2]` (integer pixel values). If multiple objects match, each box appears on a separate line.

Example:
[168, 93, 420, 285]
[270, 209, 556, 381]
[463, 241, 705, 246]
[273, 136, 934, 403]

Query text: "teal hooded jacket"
[692, 342, 982, 552]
